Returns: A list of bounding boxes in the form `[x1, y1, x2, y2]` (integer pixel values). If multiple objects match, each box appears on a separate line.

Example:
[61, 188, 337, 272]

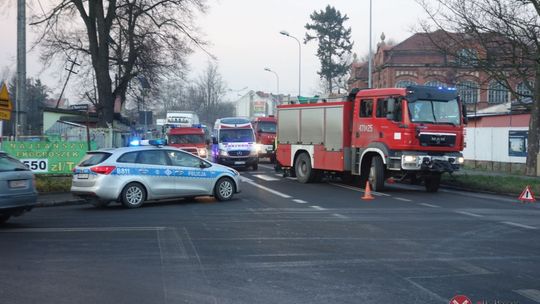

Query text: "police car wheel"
[215, 178, 235, 201]
[121, 183, 146, 208]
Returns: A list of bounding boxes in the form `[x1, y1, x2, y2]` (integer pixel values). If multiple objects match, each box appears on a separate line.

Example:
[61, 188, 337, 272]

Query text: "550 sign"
[21, 159, 49, 173]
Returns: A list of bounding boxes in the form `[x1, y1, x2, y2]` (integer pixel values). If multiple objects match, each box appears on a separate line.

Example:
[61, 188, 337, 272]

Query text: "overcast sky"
[0, 0, 427, 102]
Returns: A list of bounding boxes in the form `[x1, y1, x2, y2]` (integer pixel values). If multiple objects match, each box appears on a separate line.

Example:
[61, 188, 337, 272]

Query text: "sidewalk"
[37, 192, 85, 207]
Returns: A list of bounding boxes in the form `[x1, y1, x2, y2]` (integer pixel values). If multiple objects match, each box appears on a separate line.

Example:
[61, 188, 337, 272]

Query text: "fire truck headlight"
[198, 148, 208, 158]
[457, 156, 465, 164]
[219, 149, 228, 156]
[403, 155, 417, 163]
[250, 148, 258, 156]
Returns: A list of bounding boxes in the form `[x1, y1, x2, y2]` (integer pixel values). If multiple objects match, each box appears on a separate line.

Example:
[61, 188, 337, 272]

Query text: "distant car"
[71, 142, 242, 208]
[0, 152, 38, 223]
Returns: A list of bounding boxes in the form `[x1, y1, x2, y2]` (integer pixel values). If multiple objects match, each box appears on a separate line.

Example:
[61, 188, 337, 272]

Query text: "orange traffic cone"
[362, 181, 375, 200]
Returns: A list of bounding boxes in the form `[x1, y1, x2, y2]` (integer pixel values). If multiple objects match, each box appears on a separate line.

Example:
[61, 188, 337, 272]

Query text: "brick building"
[349, 31, 533, 111]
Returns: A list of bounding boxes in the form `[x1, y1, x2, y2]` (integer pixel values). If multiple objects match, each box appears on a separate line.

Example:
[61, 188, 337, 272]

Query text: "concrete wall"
[464, 126, 528, 164]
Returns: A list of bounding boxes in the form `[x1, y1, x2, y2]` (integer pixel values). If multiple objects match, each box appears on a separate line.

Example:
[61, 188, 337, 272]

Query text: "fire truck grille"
[419, 133, 456, 147]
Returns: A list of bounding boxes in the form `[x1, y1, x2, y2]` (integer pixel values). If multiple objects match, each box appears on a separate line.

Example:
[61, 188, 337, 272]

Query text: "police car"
[71, 140, 241, 208]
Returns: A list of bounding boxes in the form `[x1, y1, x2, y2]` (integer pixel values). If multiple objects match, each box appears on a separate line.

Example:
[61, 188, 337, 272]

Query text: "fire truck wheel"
[295, 153, 313, 183]
[368, 156, 385, 191]
[424, 174, 441, 192]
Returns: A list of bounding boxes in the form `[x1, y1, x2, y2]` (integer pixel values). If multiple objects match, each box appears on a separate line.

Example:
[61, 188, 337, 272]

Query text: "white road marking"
[253, 174, 280, 181]
[274, 174, 282, 177]
[258, 164, 275, 170]
[332, 213, 348, 219]
[329, 182, 390, 196]
[243, 180, 292, 198]
[514, 289, 540, 303]
[286, 177, 296, 181]
[293, 199, 308, 204]
[418, 203, 440, 208]
[394, 197, 412, 202]
[501, 221, 537, 230]
[240, 176, 254, 182]
[310, 206, 327, 211]
[455, 211, 484, 218]
[0, 227, 167, 233]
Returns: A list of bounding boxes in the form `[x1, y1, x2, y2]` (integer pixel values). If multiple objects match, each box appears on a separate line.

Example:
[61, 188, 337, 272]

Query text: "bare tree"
[32, 0, 207, 127]
[194, 62, 229, 124]
[417, 0, 540, 176]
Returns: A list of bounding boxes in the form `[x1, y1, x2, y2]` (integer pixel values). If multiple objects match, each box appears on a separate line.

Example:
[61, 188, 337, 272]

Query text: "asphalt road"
[1, 164, 540, 304]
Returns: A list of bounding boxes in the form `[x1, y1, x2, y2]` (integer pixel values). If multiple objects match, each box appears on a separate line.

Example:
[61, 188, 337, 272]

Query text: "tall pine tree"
[305, 5, 354, 94]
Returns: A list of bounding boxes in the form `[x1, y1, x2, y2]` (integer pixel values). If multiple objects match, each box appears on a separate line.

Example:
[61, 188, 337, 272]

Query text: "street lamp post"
[279, 30, 301, 97]
[264, 67, 279, 95]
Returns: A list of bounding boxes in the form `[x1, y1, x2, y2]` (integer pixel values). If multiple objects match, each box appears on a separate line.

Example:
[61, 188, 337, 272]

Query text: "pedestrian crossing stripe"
[518, 185, 536, 202]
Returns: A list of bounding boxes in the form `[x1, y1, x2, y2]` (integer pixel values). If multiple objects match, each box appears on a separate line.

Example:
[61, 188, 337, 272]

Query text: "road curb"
[36, 198, 86, 208]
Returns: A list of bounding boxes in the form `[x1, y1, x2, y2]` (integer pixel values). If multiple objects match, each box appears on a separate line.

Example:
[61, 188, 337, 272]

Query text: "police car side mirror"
[199, 161, 210, 169]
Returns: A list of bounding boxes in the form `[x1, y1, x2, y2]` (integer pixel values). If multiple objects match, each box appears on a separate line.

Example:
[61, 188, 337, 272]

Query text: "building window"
[425, 80, 446, 88]
[456, 48, 478, 66]
[395, 80, 417, 88]
[488, 81, 508, 104]
[456, 81, 479, 104]
[516, 82, 533, 102]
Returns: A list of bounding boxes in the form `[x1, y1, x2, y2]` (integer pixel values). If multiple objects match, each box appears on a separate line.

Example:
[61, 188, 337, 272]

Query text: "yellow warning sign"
[0, 108, 11, 120]
[0, 83, 13, 110]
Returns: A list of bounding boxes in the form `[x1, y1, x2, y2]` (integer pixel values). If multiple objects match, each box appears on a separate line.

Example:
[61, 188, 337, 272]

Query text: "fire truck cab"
[251, 116, 277, 162]
[276, 85, 466, 192]
[166, 125, 209, 159]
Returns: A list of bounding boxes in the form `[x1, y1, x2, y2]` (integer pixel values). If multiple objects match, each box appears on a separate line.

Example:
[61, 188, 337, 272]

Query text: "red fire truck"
[166, 125, 209, 159]
[276, 85, 466, 192]
[251, 116, 277, 162]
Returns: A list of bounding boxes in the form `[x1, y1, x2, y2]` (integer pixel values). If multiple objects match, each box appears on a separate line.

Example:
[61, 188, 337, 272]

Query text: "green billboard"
[2, 141, 95, 174]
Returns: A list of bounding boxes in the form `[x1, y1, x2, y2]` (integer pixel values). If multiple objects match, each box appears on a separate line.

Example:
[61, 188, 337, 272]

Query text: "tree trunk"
[525, 62, 540, 176]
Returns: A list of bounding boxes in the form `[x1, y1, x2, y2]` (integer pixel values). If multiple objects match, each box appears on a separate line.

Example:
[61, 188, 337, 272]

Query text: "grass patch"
[35, 175, 72, 193]
[442, 173, 540, 196]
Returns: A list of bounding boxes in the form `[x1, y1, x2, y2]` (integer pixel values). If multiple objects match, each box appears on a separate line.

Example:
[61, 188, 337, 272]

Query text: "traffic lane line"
[328, 182, 390, 197]
[293, 199, 308, 204]
[257, 164, 275, 170]
[394, 197, 412, 202]
[242, 179, 292, 199]
[501, 221, 537, 230]
[310, 206, 327, 211]
[418, 203, 441, 208]
[454, 211, 484, 218]
[514, 289, 540, 303]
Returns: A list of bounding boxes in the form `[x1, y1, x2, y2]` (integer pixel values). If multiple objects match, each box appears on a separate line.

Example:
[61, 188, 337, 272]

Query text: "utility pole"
[16, 0, 26, 139]
[56, 58, 80, 108]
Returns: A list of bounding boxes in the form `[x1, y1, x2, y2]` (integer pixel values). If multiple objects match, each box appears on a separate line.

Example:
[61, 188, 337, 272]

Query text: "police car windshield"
[219, 129, 255, 143]
[407, 99, 460, 126]
[257, 122, 277, 133]
[168, 134, 205, 145]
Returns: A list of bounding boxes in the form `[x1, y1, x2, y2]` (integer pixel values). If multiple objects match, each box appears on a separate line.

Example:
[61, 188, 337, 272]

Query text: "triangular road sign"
[518, 185, 536, 203]
[0, 83, 13, 110]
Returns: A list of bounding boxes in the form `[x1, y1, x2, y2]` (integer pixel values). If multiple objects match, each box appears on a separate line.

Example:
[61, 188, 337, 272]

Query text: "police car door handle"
[139, 169, 149, 174]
